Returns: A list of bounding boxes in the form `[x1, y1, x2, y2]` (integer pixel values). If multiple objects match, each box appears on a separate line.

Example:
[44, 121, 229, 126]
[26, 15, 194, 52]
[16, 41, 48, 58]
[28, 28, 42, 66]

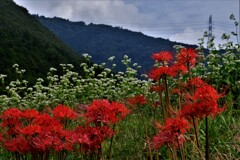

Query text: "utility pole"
[239, 0, 240, 42]
[208, 15, 213, 44]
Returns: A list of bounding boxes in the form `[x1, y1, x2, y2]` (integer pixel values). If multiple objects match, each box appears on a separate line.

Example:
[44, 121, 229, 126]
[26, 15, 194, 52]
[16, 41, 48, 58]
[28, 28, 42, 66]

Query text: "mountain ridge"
[0, 0, 86, 83]
[35, 15, 200, 73]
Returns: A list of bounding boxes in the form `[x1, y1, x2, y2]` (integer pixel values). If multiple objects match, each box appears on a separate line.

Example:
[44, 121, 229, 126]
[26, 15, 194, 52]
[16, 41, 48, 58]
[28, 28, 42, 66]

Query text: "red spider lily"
[180, 84, 224, 119]
[52, 130, 74, 151]
[192, 85, 223, 118]
[73, 126, 113, 153]
[178, 103, 197, 120]
[185, 77, 205, 89]
[111, 102, 130, 122]
[148, 66, 176, 81]
[22, 109, 39, 119]
[177, 48, 197, 66]
[150, 85, 165, 93]
[53, 104, 77, 120]
[152, 51, 173, 62]
[172, 62, 188, 75]
[33, 113, 63, 133]
[85, 99, 130, 125]
[1, 108, 23, 136]
[153, 117, 190, 149]
[30, 131, 72, 152]
[4, 136, 30, 154]
[126, 95, 147, 106]
[20, 124, 41, 136]
[31, 131, 55, 152]
[172, 88, 179, 94]
[2, 108, 22, 127]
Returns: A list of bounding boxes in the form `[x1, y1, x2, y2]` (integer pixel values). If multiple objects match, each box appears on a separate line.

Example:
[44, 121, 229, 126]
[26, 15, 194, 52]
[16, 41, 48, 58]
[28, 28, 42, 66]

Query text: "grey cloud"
[13, 0, 239, 45]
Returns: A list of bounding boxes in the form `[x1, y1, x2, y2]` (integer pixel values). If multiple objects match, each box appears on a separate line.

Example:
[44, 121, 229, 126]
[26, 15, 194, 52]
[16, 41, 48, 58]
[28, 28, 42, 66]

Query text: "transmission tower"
[208, 15, 213, 44]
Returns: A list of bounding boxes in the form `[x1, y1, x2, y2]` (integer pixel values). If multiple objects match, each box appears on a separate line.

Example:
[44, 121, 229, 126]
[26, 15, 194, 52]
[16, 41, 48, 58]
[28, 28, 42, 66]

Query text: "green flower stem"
[108, 124, 116, 160]
[205, 116, 210, 160]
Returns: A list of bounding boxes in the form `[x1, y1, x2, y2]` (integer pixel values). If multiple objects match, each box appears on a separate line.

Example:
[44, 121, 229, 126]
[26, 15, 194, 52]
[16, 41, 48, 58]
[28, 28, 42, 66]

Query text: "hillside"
[0, 0, 86, 83]
[35, 15, 199, 73]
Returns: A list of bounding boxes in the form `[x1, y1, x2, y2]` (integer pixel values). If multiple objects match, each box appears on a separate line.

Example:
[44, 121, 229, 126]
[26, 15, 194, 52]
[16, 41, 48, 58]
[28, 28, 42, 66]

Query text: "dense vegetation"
[0, 0, 240, 159]
[0, 31, 239, 159]
[35, 15, 207, 73]
[0, 0, 86, 84]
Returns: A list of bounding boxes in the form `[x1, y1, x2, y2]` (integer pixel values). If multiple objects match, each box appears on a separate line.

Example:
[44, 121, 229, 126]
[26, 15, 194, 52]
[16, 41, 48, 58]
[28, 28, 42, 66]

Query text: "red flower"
[73, 126, 113, 153]
[126, 95, 147, 106]
[53, 130, 74, 151]
[177, 48, 197, 66]
[172, 62, 188, 74]
[111, 102, 130, 122]
[33, 113, 62, 133]
[4, 136, 30, 154]
[20, 124, 41, 136]
[185, 77, 205, 88]
[2, 108, 23, 127]
[148, 66, 176, 81]
[152, 51, 173, 62]
[153, 117, 189, 149]
[150, 85, 164, 93]
[180, 84, 224, 119]
[22, 109, 39, 119]
[85, 99, 129, 125]
[193, 85, 223, 118]
[53, 104, 77, 120]
[31, 132, 54, 152]
[2, 108, 23, 135]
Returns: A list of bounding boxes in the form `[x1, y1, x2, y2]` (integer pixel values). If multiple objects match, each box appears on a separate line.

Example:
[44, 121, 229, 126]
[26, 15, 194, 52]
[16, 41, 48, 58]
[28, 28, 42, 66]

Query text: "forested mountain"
[35, 15, 200, 73]
[0, 0, 86, 83]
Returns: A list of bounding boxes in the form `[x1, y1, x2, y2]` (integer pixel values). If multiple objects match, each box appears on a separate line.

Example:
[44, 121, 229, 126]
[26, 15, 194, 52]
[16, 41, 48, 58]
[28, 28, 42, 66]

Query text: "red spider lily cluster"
[151, 49, 224, 150]
[179, 78, 224, 120]
[0, 100, 129, 159]
[149, 48, 197, 81]
[153, 117, 189, 149]
[85, 99, 130, 125]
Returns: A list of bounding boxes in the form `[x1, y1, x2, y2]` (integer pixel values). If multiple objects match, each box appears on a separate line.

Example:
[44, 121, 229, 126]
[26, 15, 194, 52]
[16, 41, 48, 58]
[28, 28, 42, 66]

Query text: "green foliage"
[0, 0, 86, 85]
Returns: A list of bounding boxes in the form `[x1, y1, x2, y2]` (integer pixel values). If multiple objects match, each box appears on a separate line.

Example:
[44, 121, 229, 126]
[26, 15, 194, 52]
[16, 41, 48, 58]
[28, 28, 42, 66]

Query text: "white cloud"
[14, 0, 153, 25]
[169, 27, 204, 45]
[13, 0, 239, 45]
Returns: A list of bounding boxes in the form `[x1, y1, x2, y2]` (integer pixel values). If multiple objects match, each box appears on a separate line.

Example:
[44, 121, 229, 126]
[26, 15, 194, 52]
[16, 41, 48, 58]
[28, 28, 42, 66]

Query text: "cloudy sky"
[14, 0, 239, 45]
